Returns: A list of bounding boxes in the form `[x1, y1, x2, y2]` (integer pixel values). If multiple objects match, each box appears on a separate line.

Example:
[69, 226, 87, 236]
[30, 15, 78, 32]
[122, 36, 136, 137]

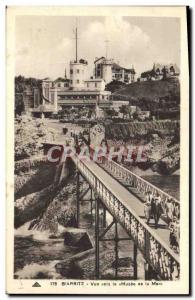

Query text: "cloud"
[15, 16, 179, 79]
[42, 16, 152, 79]
[78, 16, 151, 75]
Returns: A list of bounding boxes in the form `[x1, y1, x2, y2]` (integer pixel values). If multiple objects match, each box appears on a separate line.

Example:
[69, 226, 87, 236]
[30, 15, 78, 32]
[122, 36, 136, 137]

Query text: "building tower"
[94, 57, 113, 85]
[69, 23, 88, 90]
[94, 41, 112, 85]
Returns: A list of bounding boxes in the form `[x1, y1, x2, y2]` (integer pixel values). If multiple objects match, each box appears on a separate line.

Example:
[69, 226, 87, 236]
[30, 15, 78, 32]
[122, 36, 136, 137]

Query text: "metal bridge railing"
[101, 158, 180, 218]
[74, 156, 180, 280]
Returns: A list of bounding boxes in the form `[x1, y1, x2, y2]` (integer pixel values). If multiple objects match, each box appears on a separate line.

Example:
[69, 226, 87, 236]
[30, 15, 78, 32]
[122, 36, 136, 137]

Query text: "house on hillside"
[94, 56, 136, 84]
[140, 63, 180, 82]
[112, 63, 136, 84]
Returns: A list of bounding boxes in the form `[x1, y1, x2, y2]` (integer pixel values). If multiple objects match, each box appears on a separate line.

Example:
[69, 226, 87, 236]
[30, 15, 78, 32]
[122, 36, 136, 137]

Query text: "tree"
[106, 108, 118, 119]
[162, 66, 168, 80]
[15, 95, 25, 116]
[119, 105, 129, 119]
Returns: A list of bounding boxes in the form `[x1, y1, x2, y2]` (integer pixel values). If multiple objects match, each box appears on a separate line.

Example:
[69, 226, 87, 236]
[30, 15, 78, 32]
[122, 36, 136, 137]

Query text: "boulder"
[112, 257, 133, 268]
[63, 231, 93, 251]
[102, 267, 134, 279]
[14, 184, 58, 228]
[55, 249, 115, 279]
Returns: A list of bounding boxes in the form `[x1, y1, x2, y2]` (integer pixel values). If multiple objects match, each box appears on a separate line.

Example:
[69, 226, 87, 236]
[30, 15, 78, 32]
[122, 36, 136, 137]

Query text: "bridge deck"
[82, 159, 179, 261]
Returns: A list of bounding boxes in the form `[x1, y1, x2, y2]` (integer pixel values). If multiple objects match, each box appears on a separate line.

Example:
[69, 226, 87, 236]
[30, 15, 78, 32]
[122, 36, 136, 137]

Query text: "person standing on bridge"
[169, 216, 179, 253]
[166, 198, 174, 224]
[144, 191, 153, 225]
[153, 193, 163, 229]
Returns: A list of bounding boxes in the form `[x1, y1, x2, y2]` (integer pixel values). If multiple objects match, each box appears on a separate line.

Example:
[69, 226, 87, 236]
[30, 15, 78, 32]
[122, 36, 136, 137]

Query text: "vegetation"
[105, 80, 126, 93]
[111, 78, 180, 119]
[113, 77, 180, 99]
[106, 108, 118, 118]
[15, 115, 55, 161]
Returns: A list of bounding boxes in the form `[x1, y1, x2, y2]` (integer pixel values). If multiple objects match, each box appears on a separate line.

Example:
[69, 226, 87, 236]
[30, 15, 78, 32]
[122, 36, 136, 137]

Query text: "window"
[45, 88, 49, 100]
[95, 83, 97, 88]
[77, 80, 79, 84]
[77, 69, 80, 74]
[58, 83, 61, 87]
[34, 93, 39, 107]
[70, 69, 73, 74]
[70, 80, 72, 84]
[87, 83, 89, 88]
[51, 93, 54, 103]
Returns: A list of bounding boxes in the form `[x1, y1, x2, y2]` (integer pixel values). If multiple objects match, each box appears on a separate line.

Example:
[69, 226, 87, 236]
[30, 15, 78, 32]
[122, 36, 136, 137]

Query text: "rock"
[15, 162, 56, 199]
[26, 179, 77, 232]
[102, 267, 134, 279]
[55, 249, 94, 278]
[57, 208, 77, 228]
[55, 260, 84, 279]
[55, 249, 115, 279]
[112, 257, 133, 268]
[14, 184, 58, 228]
[15, 116, 56, 161]
[48, 234, 58, 239]
[63, 232, 93, 251]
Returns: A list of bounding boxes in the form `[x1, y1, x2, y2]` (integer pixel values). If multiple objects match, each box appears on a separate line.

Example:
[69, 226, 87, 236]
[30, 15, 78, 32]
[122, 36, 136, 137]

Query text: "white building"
[94, 57, 113, 85]
[94, 57, 136, 84]
[85, 78, 106, 92]
[69, 59, 88, 90]
[30, 27, 113, 115]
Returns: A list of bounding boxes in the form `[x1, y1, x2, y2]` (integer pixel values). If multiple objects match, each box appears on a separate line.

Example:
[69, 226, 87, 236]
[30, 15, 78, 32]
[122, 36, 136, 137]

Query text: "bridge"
[43, 142, 180, 281]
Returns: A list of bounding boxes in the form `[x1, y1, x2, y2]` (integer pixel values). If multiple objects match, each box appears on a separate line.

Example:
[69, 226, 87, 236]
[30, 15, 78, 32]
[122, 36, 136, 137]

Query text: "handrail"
[105, 158, 179, 205]
[73, 155, 180, 280]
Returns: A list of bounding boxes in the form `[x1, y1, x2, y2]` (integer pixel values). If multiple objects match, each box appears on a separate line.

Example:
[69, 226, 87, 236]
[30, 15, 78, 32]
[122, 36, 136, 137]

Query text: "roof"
[154, 63, 180, 74]
[141, 69, 156, 78]
[94, 56, 106, 64]
[54, 77, 70, 83]
[112, 63, 136, 74]
[141, 63, 180, 78]
[42, 77, 53, 81]
[70, 58, 88, 65]
[124, 68, 136, 74]
[112, 62, 122, 69]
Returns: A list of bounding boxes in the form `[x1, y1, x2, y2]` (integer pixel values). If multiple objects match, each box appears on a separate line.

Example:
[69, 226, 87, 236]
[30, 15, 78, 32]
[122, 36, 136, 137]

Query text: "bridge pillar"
[76, 171, 95, 228]
[76, 170, 80, 228]
[133, 243, 138, 280]
[90, 189, 93, 216]
[102, 206, 107, 228]
[95, 196, 100, 279]
[115, 220, 118, 279]
[144, 263, 156, 280]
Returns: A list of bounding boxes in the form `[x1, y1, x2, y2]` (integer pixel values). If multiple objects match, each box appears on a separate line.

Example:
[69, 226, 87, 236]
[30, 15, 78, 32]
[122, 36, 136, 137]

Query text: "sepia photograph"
[6, 6, 189, 295]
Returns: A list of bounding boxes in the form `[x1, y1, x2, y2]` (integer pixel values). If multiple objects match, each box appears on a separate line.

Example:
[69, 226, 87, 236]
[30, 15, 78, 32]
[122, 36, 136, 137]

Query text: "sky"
[15, 16, 180, 79]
